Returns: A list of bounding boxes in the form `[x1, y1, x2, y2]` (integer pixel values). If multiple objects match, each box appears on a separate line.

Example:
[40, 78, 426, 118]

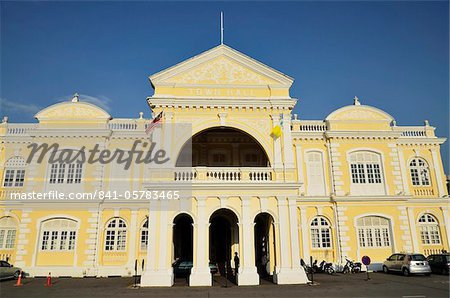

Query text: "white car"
[0, 260, 22, 280]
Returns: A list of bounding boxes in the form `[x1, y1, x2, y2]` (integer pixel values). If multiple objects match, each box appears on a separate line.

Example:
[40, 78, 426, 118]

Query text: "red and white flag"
[145, 111, 163, 134]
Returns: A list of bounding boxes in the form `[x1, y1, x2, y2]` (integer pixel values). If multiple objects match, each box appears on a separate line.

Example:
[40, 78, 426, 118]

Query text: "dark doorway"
[254, 213, 276, 283]
[209, 208, 239, 285]
[172, 213, 193, 286]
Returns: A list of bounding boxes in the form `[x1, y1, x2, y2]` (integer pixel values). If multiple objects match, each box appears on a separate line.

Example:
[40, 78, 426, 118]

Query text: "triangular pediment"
[149, 45, 293, 99]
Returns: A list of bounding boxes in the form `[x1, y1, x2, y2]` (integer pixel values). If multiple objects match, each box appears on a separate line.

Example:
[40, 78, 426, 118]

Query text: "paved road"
[2, 272, 449, 298]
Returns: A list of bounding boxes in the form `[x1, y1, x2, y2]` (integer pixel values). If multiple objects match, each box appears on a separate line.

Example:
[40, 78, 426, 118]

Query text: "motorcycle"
[318, 260, 335, 275]
[342, 258, 362, 274]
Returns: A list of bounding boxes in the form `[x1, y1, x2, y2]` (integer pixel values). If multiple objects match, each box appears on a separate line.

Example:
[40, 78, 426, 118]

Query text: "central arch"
[176, 127, 270, 167]
[209, 208, 239, 284]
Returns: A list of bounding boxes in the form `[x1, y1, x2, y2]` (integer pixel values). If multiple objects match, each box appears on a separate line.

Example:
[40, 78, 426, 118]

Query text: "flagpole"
[220, 11, 224, 45]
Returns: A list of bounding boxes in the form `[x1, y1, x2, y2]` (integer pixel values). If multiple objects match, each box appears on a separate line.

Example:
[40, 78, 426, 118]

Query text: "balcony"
[413, 187, 435, 197]
[174, 167, 273, 182]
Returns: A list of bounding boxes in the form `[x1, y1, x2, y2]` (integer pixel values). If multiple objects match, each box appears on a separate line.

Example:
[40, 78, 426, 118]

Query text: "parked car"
[383, 253, 431, 276]
[172, 259, 218, 276]
[0, 260, 21, 280]
[427, 254, 450, 275]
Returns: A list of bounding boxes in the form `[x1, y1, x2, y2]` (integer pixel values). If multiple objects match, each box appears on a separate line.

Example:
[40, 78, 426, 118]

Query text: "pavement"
[1, 272, 449, 298]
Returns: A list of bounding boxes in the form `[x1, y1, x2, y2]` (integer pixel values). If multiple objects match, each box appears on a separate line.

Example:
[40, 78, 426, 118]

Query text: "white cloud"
[0, 97, 42, 117]
[57, 94, 112, 112]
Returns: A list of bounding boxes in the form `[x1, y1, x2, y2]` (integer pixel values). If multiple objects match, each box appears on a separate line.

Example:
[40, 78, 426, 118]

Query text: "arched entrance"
[176, 127, 270, 167]
[209, 208, 239, 285]
[172, 213, 194, 283]
[254, 213, 276, 282]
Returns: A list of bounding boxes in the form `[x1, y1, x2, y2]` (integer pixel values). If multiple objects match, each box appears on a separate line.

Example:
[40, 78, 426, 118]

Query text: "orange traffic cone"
[14, 270, 23, 287]
[45, 272, 52, 287]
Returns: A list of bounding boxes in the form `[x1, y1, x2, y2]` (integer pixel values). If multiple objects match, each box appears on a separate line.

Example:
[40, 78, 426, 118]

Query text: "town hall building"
[0, 44, 448, 286]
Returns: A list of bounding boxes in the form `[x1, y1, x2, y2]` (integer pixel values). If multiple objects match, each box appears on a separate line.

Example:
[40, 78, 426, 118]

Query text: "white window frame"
[305, 151, 327, 196]
[104, 218, 127, 252]
[2, 157, 27, 188]
[418, 214, 441, 245]
[357, 216, 391, 248]
[140, 219, 149, 251]
[310, 216, 332, 249]
[39, 218, 77, 251]
[409, 158, 431, 187]
[49, 162, 83, 184]
[0, 217, 18, 249]
[348, 151, 386, 195]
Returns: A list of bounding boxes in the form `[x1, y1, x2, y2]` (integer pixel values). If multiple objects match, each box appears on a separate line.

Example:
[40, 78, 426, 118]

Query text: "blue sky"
[1, 1, 448, 172]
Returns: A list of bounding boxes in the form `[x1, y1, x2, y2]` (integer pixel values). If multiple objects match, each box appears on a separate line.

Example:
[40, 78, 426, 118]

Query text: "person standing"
[234, 252, 240, 276]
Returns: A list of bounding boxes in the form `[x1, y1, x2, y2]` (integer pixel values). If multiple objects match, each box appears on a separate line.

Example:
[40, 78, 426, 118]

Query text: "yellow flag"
[271, 125, 282, 138]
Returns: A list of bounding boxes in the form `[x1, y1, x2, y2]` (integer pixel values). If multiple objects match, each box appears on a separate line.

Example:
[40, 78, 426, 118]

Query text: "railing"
[292, 120, 327, 132]
[395, 127, 427, 138]
[108, 119, 142, 131]
[173, 167, 273, 182]
[423, 248, 446, 256]
[0, 189, 22, 200]
[413, 187, 434, 197]
[6, 124, 36, 135]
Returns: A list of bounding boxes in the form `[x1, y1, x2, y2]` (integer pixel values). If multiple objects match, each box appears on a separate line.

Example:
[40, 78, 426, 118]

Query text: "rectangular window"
[374, 228, 382, 246]
[68, 231, 76, 250]
[351, 164, 359, 183]
[321, 229, 331, 248]
[0, 230, 5, 248]
[60, 231, 68, 250]
[67, 164, 75, 184]
[74, 163, 82, 183]
[57, 164, 65, 183]
[41, 231, 50, 250]
[14, 169, 25, 187]
[358, 164, 366, 183]
[3, 169, 14, 187]
[358, 228, 365, 247]
[311, 228, 320, 248]
[382, 228, 390, 246]
[105, 230, 115, 251]
[366, 229, 373, 247]
[50, 231, 58, 250]
[49, 164, 58, 184]
[140, 230, 148, 250]
[411, 169, 420, 185]
[5, 230, 16, 249]
[117, 230, 126, 251]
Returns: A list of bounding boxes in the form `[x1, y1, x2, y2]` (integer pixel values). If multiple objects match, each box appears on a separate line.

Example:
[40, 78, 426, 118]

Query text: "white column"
[299, 207, 310, 261]
[190, 197, 212, 286]
[140, 201, 173, 287]
[288, 198, 301, 267]
[271, 114, 283, 169]
[238, 198, 259, 285]
[397, 149, 410, 195]
[440, 207, 450, 250]
[407, 207, 419, 253]
[282, 114, 295, 169]
[273, 197, 309, 284]
[431, 148, 446, 197]
[128, 209, 138, 267]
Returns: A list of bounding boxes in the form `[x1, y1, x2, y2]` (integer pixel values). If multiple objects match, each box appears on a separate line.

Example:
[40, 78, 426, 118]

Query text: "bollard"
[45, 272, 52, 287]
[310, 256, 314, 285]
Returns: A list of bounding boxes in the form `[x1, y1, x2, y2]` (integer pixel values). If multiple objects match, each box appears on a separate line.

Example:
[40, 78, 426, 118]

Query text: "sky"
[1, 1, 449, 172]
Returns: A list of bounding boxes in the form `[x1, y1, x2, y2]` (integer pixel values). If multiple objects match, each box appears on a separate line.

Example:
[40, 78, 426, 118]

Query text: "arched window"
[306, 152, 326, 196]
[356, 216, 391, 248]
[0, 217, 18, 249]
[310, 217, 331, 248]
[40, 218, 77, 251]
[410, 158, 431, 186]
[3, 157, 26, 187]
[348, 151, 385, 195]
[140, 219, 149, 250]
[418, 214, 441, 245]
[105, 218, 127, 251]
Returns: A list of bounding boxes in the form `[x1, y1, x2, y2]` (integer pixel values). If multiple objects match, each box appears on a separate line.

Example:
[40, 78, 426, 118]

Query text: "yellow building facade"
[0, 44, 448, 286]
